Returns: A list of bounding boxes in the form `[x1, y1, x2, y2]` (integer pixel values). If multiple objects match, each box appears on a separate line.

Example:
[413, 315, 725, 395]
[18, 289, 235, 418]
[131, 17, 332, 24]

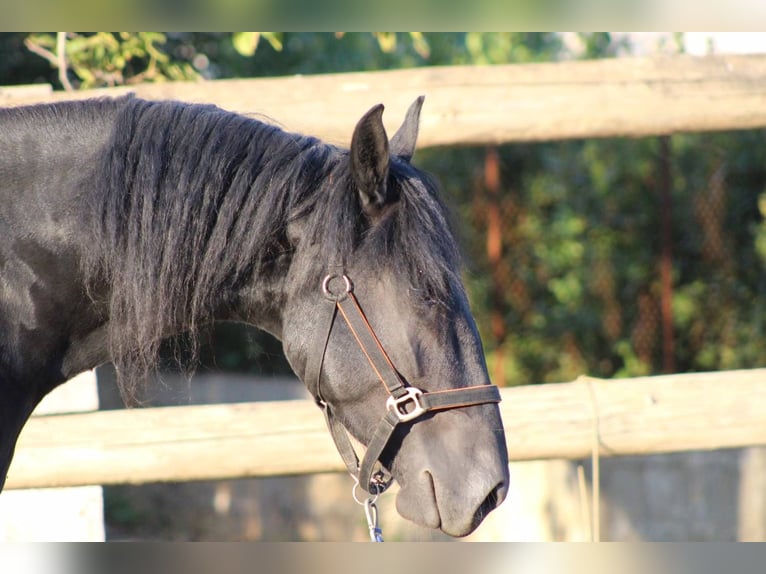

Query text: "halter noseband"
[305, 273, 502, 495]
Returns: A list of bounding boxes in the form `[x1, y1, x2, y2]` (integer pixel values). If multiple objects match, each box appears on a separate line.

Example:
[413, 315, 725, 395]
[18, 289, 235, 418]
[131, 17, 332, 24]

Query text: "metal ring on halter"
[322, 274, 353, 301]
[352, 478, 381, 505]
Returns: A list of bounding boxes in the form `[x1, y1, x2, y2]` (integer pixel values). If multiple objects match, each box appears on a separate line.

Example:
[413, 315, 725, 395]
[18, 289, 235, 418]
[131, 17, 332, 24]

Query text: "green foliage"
[25, 32, 199, 89]
[232, 32, 283, 57]
[369, 32, 430, 58]
[464, 32, 563, 64]
[577, 33, 630, 59]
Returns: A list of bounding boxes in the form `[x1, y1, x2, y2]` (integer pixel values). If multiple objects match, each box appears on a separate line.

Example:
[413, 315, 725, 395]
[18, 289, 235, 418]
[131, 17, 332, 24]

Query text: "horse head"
[277, 98, 509, 537]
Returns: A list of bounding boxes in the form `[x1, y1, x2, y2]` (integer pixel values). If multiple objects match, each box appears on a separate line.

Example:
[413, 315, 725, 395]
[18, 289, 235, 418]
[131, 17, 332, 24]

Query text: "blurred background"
[1, 32, 765, 541]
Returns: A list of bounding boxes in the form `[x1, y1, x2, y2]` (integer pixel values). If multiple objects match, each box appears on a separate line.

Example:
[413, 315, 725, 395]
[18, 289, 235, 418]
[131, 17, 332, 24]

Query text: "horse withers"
[0, 94, 509, 537]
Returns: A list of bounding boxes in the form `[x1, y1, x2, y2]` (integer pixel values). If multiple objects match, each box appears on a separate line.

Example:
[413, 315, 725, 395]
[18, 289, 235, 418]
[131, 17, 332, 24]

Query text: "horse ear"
[390, 95, 425, 163]
[350, 103, 390, 217]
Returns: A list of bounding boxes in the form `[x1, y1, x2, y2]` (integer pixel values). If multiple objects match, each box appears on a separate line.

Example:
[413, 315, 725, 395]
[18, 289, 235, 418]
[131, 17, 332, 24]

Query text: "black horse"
[0, 94, 509, 537]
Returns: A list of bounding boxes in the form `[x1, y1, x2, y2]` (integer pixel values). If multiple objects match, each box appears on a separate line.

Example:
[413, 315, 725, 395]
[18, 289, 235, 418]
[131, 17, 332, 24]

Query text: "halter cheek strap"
[305, 273, 502, 495]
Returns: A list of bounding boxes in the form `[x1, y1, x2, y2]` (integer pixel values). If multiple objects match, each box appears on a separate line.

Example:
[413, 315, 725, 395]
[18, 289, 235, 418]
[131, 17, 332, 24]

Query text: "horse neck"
[0, 102, 128, 394]
[85, 101, 337, 380]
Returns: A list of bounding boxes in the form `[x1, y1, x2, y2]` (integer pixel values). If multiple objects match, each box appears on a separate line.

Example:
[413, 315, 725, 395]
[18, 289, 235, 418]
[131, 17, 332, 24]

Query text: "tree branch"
[56, 32, 74, 92]
[23, 33, 74, 92]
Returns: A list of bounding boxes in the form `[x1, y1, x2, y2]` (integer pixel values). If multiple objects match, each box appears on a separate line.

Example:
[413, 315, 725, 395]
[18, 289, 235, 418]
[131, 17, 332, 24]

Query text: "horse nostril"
[471, 481, 507, 530]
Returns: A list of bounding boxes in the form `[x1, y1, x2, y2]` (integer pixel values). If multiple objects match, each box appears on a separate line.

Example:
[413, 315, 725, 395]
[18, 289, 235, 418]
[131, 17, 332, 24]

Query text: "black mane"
[82, 96, 462, 399]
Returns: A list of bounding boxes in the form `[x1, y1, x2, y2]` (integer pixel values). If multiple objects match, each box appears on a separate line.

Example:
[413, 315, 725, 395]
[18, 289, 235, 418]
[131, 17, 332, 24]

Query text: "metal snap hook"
[322, 273, 353, 301]
[364, 498, 384, 542]
[351, 478, 384, 542]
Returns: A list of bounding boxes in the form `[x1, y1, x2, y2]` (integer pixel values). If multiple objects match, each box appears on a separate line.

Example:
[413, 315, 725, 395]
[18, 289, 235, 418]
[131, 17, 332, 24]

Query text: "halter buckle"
[386, 387, 426, 422]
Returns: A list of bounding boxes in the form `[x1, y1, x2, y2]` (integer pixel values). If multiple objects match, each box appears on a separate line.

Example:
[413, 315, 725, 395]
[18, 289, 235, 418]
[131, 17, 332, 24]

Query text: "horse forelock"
[84, 97, 460, 402]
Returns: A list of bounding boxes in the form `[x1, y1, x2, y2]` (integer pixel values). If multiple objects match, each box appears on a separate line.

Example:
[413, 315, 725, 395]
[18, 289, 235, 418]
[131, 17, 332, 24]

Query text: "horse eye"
[410, 287, 438, 309]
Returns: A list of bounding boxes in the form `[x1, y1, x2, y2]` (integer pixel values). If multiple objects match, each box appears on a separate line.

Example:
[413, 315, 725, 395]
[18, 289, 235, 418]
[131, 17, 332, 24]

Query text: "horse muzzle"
[391, 406, 510, 537]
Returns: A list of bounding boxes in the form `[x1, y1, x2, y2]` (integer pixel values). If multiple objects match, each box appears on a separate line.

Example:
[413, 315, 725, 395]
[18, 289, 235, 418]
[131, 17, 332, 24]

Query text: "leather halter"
[305, 273, 502, 495]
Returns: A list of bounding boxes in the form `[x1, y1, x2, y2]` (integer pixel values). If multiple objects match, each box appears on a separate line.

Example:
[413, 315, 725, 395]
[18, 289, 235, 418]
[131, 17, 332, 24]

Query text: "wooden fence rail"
[3, 54, 766, 147]
[7, 368, 766, 490]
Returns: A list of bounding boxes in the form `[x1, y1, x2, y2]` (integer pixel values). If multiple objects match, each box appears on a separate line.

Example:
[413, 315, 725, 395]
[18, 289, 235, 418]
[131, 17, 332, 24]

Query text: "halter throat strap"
[306, 273, 502, 495]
